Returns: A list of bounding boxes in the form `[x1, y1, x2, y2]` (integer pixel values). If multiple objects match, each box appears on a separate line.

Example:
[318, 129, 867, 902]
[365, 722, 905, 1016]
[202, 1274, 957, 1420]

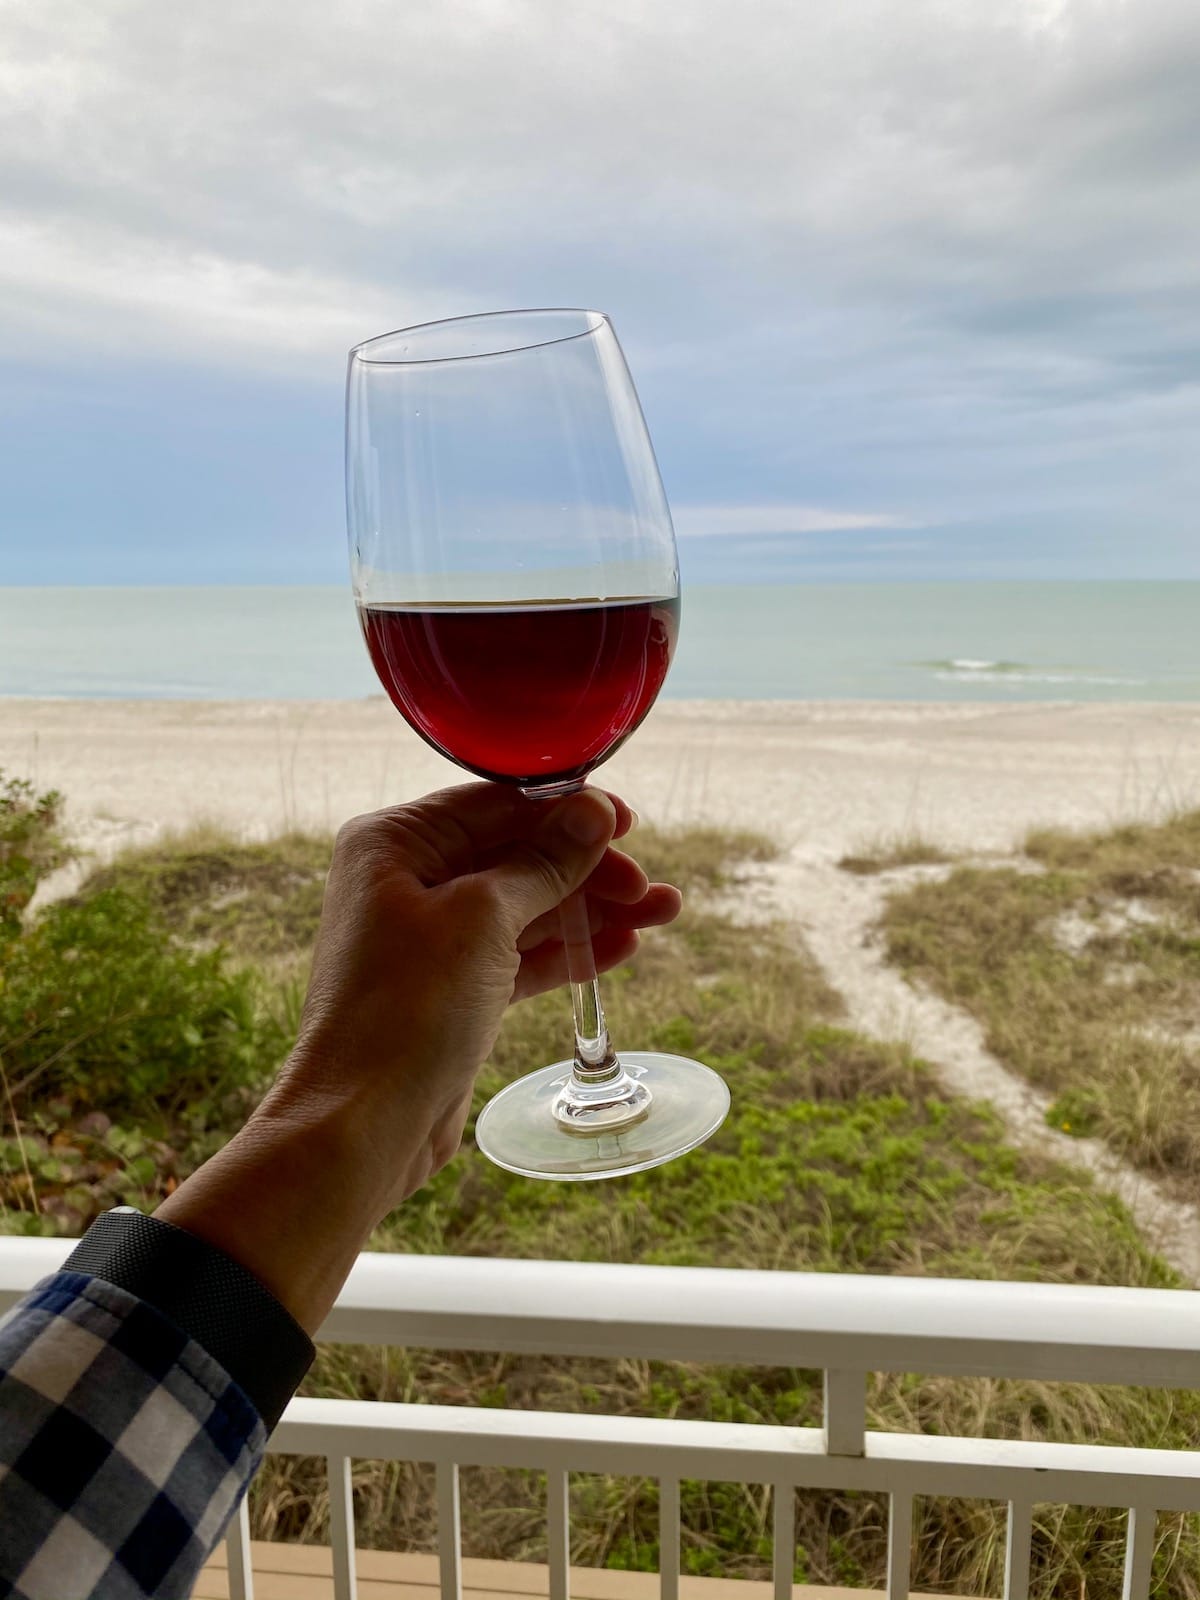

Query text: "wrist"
[155, 1094, 419, 1335]
[249, 1081, 430, 1221]
[265, 1035, 466, 1197]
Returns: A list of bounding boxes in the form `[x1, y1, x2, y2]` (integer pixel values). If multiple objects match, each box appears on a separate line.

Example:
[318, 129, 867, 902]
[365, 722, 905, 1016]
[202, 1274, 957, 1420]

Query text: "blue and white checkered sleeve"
[0, 1270, 267, 1600]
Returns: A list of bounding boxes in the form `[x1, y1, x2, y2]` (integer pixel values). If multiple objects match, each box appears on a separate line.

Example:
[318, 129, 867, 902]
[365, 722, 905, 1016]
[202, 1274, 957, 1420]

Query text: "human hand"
[265, 782, 680, 1205]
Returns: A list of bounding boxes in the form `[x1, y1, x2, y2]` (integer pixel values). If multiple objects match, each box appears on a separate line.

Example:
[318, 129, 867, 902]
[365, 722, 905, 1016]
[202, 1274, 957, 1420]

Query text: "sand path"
[746, 852, 1200, 1282]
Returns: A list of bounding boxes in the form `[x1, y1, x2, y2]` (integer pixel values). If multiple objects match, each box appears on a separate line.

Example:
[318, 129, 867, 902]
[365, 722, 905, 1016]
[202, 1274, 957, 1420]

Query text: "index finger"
[369, 782, 636, 875]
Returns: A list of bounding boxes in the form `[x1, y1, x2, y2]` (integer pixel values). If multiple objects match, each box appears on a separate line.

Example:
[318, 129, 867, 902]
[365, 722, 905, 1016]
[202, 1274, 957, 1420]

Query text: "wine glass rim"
[349, 308, 609, 367]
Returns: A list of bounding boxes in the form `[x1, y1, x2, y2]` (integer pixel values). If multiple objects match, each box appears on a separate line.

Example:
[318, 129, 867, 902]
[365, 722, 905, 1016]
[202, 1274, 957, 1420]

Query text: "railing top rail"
[3, 1239, 1198, 1386]
[272, 1397, 1200, 1511]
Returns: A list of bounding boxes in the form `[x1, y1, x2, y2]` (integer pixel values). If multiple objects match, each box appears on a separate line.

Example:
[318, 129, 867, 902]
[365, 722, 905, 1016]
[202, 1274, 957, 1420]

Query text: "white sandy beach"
[4, 696, 1200, 863]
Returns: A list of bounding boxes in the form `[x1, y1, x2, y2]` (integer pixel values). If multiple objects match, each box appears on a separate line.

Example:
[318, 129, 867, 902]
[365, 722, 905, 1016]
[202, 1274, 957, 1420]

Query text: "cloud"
[0, 217, 412, 361]
[673, 505, 917, 538]
[3, 0, 1200, 577]
[7, 1, 1200, 367]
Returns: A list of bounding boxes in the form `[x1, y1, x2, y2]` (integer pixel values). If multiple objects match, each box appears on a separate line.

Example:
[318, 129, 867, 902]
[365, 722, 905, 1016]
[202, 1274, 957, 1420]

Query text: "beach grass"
[880, 808, 1200, 1181]
[837, 829, 952, 876]
[2, 788, 1199, 1598]
[82, 824, 332, 961]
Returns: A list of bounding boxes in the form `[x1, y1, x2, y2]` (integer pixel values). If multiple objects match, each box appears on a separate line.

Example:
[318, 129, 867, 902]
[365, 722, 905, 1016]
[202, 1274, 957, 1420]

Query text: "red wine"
[360, 597, 679, 786]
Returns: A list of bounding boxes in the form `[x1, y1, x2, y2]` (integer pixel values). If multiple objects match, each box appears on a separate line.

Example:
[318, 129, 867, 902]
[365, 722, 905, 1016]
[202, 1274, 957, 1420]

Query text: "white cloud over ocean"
[673, 506, 917, 539]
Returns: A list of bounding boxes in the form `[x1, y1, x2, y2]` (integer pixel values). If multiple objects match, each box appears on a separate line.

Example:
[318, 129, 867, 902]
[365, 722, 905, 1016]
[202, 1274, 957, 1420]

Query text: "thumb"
[480, 790, 617, 930]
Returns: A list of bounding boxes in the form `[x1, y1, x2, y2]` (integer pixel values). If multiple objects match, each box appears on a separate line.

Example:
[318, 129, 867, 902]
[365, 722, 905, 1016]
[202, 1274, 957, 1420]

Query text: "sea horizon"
[3, 580, 1199, 704]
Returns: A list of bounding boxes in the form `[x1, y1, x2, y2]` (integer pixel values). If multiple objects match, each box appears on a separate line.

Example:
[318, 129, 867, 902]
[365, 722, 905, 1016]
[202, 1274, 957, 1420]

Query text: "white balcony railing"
[4, 1240, 1200, 1600]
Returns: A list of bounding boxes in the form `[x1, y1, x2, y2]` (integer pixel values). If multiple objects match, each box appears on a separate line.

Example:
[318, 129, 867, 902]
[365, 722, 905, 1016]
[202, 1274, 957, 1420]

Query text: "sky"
[3, 0, 1200, 584]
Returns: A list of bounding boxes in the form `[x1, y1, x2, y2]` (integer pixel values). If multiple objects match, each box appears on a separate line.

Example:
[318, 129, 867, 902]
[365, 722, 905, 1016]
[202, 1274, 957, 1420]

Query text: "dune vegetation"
[2, 774, 1197, 1598]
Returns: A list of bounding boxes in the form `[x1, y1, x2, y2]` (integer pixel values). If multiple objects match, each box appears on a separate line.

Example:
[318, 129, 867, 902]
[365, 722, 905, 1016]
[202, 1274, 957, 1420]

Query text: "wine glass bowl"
[346, 310, 729, 1180]
[358, 594, 680, 789]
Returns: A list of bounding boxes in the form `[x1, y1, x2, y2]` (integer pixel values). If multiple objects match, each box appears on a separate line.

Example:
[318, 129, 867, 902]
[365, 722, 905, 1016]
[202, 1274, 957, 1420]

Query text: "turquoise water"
[1, 583, 1198, 702]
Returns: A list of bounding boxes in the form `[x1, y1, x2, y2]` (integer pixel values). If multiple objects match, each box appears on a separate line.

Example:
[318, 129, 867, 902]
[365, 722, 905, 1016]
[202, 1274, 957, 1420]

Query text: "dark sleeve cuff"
[64, 1208, 315, 1430]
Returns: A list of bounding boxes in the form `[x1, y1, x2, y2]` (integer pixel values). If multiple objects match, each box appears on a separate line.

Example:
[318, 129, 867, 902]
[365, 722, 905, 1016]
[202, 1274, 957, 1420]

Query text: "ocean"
[1, 582, 1198, 703]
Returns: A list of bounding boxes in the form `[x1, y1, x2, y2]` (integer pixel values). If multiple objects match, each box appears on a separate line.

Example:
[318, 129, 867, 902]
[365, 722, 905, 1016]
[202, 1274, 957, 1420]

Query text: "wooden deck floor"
[196, 1546, 943, 1600]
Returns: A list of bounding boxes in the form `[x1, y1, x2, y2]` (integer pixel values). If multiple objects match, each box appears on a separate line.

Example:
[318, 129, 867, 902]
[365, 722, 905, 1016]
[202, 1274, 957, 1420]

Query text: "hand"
[276, 782, 680, 1194]
[156, 783, 681, 1332]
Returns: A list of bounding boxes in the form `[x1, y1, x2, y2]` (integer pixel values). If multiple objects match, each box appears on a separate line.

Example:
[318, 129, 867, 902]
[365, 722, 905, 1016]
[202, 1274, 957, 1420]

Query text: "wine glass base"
[474, 1052, 730, 1181]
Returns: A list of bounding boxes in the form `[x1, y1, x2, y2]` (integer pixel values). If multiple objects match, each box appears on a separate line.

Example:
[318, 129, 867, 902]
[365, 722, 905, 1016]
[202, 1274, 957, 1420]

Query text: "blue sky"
[4, 0, 1200, 584]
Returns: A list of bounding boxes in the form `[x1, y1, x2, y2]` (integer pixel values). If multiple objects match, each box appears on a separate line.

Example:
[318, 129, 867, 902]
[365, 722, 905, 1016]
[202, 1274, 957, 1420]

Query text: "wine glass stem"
[523, 780, 653, 1131]
[559, 890, 619, 1079]
[554, 886, 652, 1133]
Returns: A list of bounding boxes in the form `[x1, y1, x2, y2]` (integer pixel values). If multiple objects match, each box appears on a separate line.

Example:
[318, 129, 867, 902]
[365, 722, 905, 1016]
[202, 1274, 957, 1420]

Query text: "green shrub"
[0, 773, 69, 939]
[0, 886, 286, 1117]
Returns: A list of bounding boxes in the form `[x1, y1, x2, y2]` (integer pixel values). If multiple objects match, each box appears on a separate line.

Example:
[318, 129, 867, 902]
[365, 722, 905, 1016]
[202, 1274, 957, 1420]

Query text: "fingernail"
[555, 792, 614, 845]
[627, 807, 641, 829]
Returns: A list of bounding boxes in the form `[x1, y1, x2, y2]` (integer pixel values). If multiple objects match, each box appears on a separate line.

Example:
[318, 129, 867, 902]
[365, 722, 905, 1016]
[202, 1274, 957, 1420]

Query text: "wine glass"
[345, 309, 729, 1180]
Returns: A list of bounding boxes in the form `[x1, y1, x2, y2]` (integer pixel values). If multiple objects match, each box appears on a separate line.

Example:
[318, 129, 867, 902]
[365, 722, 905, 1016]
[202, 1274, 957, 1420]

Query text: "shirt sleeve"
[0, 1204, 317, 1600]
[0, 1269, 264, 1597]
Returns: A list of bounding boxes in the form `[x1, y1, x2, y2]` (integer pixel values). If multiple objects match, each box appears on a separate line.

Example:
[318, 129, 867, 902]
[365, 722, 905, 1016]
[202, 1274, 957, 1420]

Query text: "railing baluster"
[437, 1462, 463, 1600]
[225, 1496, 254, 1600]
[1122, 1507, 1157, 1600]
[1003, 1500, 1032, 1600]
[659, 1477, 680, 1600]
[823, 1369, 866, 1457]
[327, 1455, 358, 1600]
[548, 1468, 570, 1600]
[773, 1482, 796, 1600]
[886, 1492, 913, 1600]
